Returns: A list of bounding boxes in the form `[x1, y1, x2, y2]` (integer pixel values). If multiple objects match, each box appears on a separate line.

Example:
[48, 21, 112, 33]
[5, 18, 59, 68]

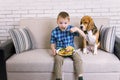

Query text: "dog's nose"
[80, 25, 83, 29]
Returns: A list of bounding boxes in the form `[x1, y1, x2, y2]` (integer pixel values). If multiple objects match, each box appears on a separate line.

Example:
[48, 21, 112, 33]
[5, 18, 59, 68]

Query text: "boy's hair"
[57, 11, 70, 21]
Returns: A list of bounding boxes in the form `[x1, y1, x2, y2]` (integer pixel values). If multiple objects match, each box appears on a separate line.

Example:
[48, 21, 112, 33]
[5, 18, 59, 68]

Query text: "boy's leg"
[54, 55, 64, 80]
[71, 53, 83, 80]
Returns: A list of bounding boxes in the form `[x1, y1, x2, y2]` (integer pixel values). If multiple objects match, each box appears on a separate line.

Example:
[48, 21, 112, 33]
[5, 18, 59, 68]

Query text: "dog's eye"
[84, 22, 87, 24]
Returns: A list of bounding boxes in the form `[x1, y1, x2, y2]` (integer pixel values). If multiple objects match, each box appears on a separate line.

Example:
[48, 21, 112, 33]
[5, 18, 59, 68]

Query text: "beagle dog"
[80, 16, 100, 55]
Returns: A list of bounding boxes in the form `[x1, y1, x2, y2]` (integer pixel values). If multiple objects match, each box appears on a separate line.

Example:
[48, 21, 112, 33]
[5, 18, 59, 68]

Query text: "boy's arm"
[51, 43, 57, 56]
[70, 27, 88, 41]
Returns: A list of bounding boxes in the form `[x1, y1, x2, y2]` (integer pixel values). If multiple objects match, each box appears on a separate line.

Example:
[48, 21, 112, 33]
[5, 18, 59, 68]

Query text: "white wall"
[0, 0, 120, 43]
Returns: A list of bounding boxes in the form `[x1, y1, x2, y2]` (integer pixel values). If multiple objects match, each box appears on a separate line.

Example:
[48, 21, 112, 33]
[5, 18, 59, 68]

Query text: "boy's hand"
[70, 27, 78, 33]
[51, 44, 57, 56]
[52, 49, 57, 56]
[70, 27, 88, 41]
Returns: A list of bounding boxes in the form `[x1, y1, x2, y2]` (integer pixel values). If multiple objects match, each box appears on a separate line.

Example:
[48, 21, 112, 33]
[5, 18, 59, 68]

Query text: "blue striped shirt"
[50, 25, 79, 49]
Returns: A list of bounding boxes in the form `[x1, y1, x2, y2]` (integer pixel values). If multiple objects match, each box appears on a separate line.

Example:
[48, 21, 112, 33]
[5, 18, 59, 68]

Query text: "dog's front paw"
[83, 48, 87, 54]
[93, 50, 97, 55]
[93, 45, 98, 55]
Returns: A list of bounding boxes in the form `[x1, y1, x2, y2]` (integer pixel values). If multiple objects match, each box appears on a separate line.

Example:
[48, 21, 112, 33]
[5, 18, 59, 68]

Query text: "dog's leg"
[83, 38, 87, 54]
[93, 44, 98, 55]
[93, 31, 100, 55]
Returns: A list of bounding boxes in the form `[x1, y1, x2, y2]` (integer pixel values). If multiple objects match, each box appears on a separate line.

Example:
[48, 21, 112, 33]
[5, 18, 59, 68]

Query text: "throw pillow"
[9, 28, 33, 54]
[100, 26, 116, 53]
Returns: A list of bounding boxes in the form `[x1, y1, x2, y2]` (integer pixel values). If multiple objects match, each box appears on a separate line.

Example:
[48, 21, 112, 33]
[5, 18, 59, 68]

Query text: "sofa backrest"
[20, 17, 109, 49]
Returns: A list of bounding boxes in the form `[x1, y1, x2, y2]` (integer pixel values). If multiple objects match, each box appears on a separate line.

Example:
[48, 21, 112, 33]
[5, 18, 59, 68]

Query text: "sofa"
[0, 17, 120, 80]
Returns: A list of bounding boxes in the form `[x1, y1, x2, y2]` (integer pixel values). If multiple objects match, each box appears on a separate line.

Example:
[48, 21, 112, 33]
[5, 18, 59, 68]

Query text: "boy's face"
[57, 17, 70, 31]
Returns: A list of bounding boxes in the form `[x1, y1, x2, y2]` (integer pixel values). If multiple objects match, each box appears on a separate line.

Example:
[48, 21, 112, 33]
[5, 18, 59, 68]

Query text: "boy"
[50, 11, 86, 80]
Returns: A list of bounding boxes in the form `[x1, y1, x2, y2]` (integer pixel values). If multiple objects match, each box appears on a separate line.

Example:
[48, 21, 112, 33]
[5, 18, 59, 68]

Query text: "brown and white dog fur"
[80, 16, 100, 55]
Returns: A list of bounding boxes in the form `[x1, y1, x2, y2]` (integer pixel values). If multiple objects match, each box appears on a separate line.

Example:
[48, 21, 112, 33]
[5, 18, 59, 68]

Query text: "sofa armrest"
[114, 36, 120, 60]
[0, 39, 15, 80]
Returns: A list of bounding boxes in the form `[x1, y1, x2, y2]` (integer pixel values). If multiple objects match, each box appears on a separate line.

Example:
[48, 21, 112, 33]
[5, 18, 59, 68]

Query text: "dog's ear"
[80, 20, 82, 24]
[87, 18, 94, 31]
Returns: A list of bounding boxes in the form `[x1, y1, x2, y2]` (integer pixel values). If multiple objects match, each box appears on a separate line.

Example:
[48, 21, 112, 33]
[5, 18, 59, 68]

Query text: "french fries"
[57, 46, 75, 56]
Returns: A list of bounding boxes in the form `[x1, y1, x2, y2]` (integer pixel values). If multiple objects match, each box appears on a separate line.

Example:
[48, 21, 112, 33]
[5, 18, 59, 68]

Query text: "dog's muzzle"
[80, 25, 87, 34]
[80, 25, 83, 30]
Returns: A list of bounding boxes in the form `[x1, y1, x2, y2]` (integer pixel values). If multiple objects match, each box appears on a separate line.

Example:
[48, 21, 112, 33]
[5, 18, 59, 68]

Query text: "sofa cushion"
[20, 18, 109, 49]
[6, 49, 120, 73]
[78, 50, 120, 73]
[9, 28, 33, 54]
[20, 18, 57, 49]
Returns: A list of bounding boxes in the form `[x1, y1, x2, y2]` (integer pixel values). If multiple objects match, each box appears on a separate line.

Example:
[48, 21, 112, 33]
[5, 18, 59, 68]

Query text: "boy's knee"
[54, 55, 64, 63]
[73, 53, 82, 60]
